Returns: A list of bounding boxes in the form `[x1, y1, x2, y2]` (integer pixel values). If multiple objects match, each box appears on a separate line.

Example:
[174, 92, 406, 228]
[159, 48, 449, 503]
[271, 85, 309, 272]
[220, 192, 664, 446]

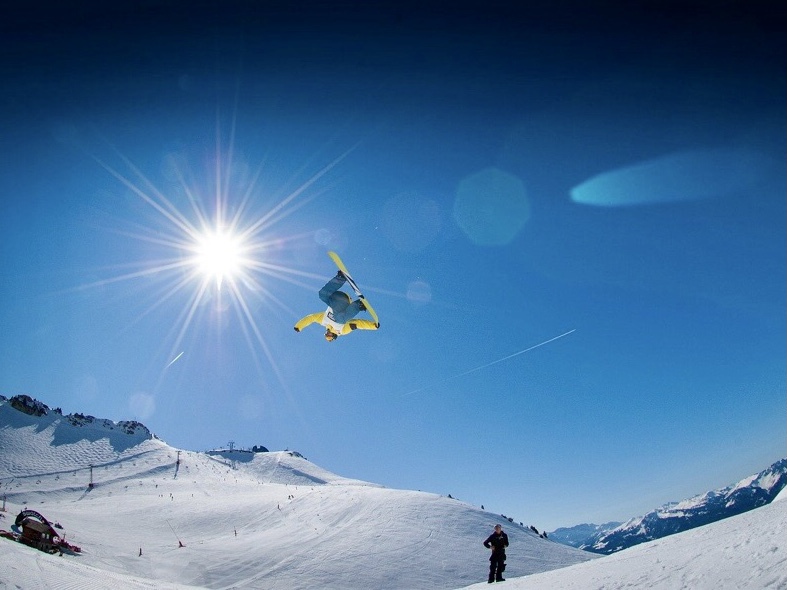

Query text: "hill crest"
[0, 394, 595, 590]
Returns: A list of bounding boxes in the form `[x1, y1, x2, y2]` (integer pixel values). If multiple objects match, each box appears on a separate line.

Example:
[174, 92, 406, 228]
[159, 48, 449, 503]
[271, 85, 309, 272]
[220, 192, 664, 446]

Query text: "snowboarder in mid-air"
[294, 252, 379, 341]
[483, 524, 509, 583]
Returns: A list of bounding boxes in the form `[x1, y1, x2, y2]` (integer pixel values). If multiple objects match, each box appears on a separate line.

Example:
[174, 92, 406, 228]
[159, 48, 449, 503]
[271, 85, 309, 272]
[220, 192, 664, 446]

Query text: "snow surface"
[461, 488, 787, 590]
[1, 399, 785, 589]
[0, 400, 592, 589]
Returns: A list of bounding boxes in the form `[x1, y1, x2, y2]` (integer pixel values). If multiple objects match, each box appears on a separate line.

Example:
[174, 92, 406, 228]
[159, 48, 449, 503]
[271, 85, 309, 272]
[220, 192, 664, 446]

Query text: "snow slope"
[460, 487, 787, 590]
[0, 398, 593, 589]
[3, 397, 784, 590]
[549, 458, 787, 555]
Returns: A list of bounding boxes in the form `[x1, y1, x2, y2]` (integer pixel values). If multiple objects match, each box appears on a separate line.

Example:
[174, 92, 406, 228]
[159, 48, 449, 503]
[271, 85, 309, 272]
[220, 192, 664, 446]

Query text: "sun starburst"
[86, 129, 357, 388]
[191, 226, 246, 290]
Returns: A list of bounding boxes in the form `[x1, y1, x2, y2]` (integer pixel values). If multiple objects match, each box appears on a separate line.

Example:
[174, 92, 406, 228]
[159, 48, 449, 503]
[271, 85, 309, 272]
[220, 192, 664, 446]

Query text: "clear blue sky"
[1, 1, 784, 529]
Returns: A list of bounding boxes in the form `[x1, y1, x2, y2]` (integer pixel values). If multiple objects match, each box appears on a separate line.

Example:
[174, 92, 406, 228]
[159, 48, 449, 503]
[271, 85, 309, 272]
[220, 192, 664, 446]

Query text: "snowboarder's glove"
[294, 326, 300, 332]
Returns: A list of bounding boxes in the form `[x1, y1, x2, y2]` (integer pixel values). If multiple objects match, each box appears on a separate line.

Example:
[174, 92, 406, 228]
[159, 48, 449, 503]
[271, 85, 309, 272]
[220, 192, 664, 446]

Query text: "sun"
[191, 226, 246, 290]
[87, 127, 358, 389]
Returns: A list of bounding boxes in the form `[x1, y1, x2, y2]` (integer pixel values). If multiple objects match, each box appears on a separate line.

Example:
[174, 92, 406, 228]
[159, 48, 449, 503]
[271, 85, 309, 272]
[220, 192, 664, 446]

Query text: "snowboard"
[327, 251, 380, 326]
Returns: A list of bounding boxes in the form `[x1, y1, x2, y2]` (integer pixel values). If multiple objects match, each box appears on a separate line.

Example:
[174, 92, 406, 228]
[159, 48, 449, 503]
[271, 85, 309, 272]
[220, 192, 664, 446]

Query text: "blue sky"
[1, 2, 784, 529]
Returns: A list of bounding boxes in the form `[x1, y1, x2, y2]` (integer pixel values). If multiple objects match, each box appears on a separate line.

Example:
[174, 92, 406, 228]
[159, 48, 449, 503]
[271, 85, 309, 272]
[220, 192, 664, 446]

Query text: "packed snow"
[1, 398, 785, 589]
[462, 487, 787, 590]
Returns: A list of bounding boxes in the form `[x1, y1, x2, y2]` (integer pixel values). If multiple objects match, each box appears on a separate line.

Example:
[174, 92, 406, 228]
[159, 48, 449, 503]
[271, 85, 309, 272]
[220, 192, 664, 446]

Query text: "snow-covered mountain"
[549, 458, 787, 555]
[0, 395, 595, 589]
[547, 521, 622, 549]
[2, 395, 786, 590]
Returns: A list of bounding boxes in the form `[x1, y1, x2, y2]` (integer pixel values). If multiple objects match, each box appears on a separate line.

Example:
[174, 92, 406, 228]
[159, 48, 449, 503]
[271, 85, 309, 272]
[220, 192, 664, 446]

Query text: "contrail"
[402, 329, 576, 397]
[165, 351, 184, 368]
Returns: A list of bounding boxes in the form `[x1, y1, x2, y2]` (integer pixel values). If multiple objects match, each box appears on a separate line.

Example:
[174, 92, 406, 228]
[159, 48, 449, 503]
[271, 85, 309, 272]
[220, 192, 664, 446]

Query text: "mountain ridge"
[0, 394, 596, 589]
[549, 457, 787, 554]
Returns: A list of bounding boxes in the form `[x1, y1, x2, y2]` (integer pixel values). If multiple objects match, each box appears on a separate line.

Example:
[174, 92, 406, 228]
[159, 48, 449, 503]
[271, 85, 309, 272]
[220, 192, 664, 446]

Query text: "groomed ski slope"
[0, 399, 593, 589]
[2, 399, 784, 589]
[461, 487, 787, 590]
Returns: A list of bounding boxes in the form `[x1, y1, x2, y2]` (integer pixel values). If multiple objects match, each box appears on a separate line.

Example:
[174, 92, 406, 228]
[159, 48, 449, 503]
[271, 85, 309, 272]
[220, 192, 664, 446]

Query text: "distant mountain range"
[549, 458, 787, 554]
[547, 521, 623, 549]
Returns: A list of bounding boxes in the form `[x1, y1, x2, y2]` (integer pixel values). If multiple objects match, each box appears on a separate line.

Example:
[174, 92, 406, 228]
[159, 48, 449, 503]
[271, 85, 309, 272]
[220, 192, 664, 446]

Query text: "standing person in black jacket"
[483, 524, 509, 583]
